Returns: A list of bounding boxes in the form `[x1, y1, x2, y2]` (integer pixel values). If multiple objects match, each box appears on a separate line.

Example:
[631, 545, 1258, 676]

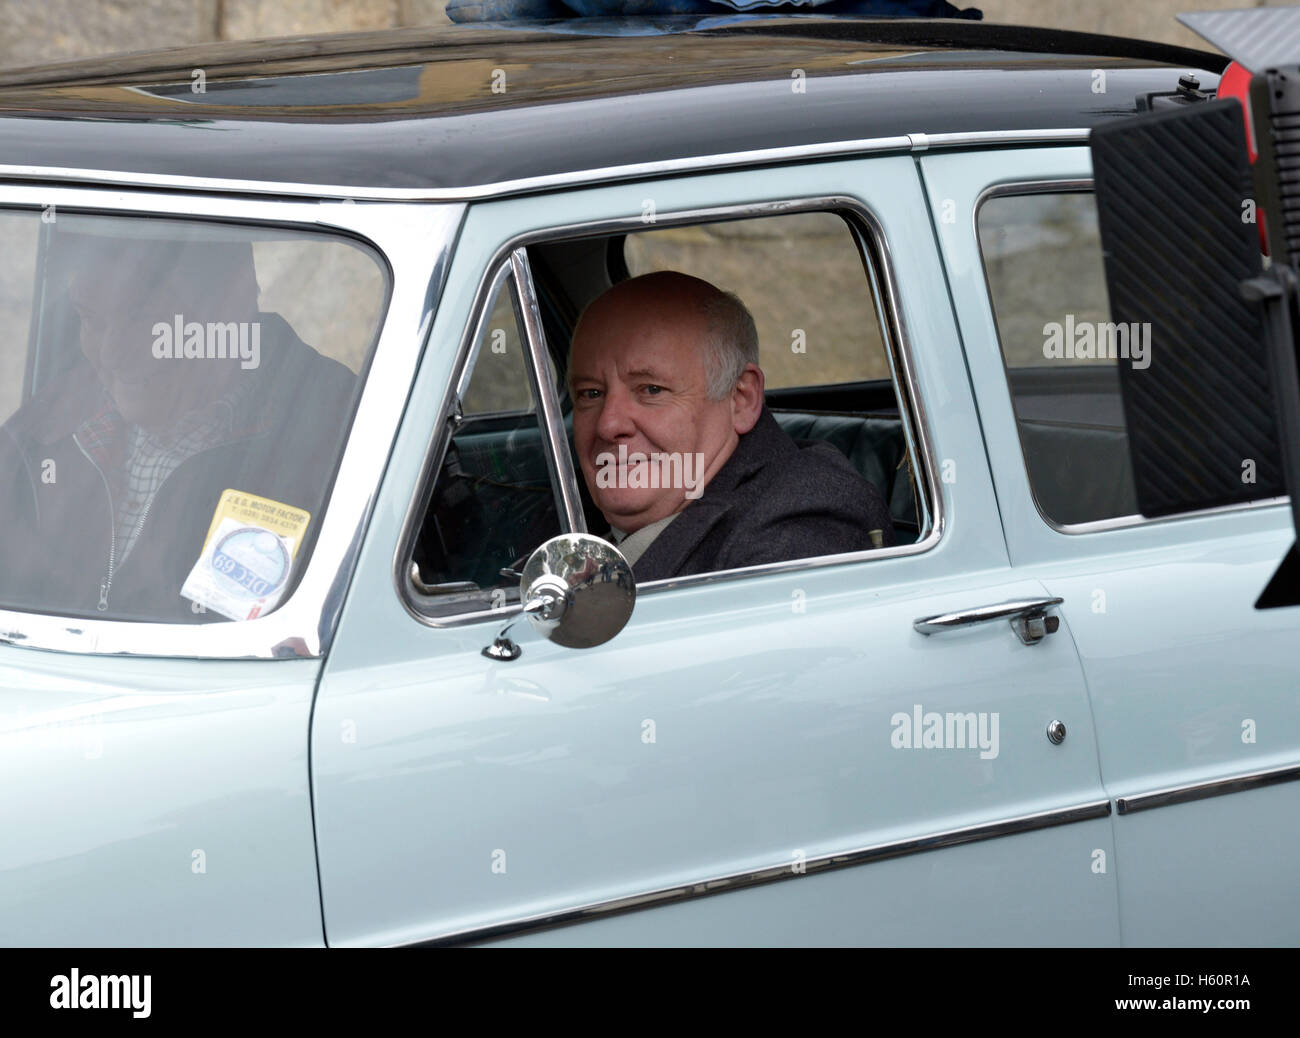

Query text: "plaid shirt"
[74, 380, 255, 569]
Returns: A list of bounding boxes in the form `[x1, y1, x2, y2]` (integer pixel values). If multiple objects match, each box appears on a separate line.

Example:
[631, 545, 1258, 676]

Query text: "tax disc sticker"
[212, 526, 290, 598]
[182, 491, 310, 621]
[182, 517, 298, 620]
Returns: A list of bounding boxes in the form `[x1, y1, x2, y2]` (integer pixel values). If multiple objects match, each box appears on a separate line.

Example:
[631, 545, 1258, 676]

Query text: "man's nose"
[594, 384, 637, 443]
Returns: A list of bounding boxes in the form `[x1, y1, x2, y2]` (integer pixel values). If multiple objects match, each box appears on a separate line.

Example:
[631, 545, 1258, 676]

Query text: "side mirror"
[482, 534, 635, 660]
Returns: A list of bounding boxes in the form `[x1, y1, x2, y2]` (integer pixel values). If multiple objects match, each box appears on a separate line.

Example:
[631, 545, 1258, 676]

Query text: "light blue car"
[0, 14, 1295, 947]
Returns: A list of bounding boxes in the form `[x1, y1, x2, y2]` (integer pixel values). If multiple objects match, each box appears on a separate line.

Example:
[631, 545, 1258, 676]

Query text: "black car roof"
[0, 17, 1225, 197]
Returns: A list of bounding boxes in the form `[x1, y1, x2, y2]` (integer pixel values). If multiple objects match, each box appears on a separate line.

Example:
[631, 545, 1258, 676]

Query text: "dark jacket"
[631, 407, 896, 582]
[0, 313, 356, 623]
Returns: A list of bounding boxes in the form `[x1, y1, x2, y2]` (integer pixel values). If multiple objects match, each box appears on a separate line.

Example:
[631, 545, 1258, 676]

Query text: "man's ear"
[731, 363, 765, 435]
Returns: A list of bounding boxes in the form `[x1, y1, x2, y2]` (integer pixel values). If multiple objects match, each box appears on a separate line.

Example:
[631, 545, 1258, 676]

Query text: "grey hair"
[700, 289, 759, 400]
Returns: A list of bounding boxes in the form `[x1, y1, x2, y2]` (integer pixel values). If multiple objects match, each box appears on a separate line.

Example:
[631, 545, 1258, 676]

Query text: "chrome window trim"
[510, 247, 587, 534]
[1050, 494, 1290, 534]
[0, 129, 1090, 205]
[396, 192, 944, 628]
[452, 261, 511, 406]
[398, 797, 1112, 946]
[0, 183, 464, 658]
[1115, 761, 1300, 815]
[972, 177, 1292, 535]
[852, 214, 934, 540]
[394, 254, 526, 625]
[919, 128, 1090, 151]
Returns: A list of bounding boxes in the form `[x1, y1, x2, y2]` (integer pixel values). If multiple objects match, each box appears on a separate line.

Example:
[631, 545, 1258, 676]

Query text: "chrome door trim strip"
[398, 798, 1112, 946]
[392, 759, 1300, 944]
[0, 182, 464, 659]
[1115, 761, 1300, 815]
[510, 247, 586, 535]
[0, 129, 1089, 204]
[969, 176, 1293, 535]
[396, 192, 945, 627]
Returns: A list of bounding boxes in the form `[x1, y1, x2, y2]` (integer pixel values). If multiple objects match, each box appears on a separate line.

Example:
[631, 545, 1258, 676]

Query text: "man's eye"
[643, 385, 664, 395]
[576, 388, 602, 400]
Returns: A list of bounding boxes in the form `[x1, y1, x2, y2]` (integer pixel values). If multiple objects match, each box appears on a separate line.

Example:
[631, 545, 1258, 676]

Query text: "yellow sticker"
[200, 490, 311, 561]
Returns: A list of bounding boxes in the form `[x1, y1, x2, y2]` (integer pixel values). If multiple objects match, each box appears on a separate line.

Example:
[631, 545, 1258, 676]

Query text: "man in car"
[0, 233, 356, 622]
[568, 270, 895, 580]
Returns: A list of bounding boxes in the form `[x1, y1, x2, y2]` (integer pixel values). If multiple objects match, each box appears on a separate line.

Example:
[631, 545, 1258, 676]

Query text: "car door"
[922, 144, 1300, 945]
[0, 183, 453, 945]
[309, 154, 1119, 946]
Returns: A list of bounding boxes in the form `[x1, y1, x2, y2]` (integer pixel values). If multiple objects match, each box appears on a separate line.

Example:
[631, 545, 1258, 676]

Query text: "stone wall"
[0, 0, 1291, 70]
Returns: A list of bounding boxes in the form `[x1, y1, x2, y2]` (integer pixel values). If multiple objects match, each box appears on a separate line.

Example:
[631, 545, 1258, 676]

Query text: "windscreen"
[0, 209, 388, 624]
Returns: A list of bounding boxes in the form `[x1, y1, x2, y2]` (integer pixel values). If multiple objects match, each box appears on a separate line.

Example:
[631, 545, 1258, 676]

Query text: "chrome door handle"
[913, 597, 1064, 645]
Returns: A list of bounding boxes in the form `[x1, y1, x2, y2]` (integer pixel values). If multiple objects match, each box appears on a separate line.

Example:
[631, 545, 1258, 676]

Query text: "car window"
[251, 240, 386, 374]
[459, 277, 532, 415]
[409, 270, 563, 616]
[0, 209, 389, 624]
[624, 211, 889, 388]
[407, 207, 930, 620]
[977, 190, 1140, 526]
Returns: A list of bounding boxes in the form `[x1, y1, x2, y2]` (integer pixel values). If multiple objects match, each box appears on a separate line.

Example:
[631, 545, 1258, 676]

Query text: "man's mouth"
[592, 445, 652, 464]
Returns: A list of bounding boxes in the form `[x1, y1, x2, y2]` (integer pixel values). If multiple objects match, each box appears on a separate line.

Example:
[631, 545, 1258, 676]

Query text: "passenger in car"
[568, 271, 895, 580]
[0, 235, 356, 622]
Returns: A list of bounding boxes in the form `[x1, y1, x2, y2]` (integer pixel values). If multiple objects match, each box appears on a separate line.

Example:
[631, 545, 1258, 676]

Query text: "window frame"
[0, 181, 460, 659]
[397, 192, 944, 628]
[974, 178, 1289, 535]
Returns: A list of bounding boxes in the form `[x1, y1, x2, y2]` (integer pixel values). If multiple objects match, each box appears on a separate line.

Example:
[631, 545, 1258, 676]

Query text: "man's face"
[67, 241, 246, 432]
[570, 293, 745, 533]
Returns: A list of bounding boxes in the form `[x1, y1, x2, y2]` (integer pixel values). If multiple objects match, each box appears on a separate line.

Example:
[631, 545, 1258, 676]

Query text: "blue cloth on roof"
[447, 0, 982, 25]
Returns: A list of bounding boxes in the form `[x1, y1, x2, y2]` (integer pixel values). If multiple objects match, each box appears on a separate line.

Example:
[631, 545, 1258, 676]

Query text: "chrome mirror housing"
[482, 534, 635, 660]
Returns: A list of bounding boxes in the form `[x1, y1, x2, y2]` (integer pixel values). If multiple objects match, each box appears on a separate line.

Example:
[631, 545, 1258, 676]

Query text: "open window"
[612, 211, 925, 546]
[405, 205, 933, 622]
